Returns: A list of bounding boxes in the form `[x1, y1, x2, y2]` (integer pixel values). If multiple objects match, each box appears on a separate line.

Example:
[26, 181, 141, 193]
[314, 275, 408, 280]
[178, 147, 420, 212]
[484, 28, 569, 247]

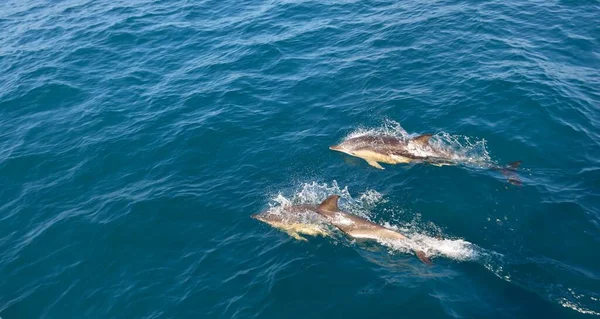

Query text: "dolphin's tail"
[498, 160, 522, 186]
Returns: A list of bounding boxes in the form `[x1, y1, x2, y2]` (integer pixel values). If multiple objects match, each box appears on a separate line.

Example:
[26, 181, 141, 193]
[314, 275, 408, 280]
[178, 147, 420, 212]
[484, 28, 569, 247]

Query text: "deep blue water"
[1, 0, 599, 318]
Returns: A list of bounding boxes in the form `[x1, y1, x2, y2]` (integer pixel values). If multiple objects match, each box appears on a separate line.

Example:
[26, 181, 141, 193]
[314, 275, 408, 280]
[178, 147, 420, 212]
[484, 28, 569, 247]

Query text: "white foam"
[429, 132, 492, 165]
[270, 194, 291, 210]
[559, 299, 600, 316]
[346, 119, 410, 140]
[376, 230, 480, 261]
[286, 181, 383, 219]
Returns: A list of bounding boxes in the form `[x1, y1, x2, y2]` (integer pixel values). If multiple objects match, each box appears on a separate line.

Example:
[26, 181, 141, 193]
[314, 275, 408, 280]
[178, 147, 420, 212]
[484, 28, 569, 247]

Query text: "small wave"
[480, 252, 600, 316]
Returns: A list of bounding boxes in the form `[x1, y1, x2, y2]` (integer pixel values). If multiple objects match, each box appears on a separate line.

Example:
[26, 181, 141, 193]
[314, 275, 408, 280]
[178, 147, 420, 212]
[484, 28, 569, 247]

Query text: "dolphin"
[330, 134, 521, 184]
[330, 134, 464, 169]
[253, 196, 432, 264]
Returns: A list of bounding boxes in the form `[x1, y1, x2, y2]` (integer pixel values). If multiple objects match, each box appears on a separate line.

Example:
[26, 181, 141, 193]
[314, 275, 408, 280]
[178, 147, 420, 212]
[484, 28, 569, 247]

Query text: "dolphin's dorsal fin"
[412, 134, 433, 145]
[318, 195, 340, 212]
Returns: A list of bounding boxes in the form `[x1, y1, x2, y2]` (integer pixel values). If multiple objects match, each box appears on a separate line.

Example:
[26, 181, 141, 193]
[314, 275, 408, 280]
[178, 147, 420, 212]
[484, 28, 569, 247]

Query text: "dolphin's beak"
[252, 212, 270, 222]
[329, 145, 342, 151]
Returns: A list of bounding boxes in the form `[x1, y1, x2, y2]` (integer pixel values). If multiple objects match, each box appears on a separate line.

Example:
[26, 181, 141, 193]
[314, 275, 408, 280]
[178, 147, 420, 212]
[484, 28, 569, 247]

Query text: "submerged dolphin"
[253, 196, 432, 264]
[330, 134, 521, 184]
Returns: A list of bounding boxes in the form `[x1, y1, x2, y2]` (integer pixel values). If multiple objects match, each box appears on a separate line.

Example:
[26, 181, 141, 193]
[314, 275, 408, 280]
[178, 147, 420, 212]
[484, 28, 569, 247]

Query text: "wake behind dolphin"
[253, 183, 600, 317]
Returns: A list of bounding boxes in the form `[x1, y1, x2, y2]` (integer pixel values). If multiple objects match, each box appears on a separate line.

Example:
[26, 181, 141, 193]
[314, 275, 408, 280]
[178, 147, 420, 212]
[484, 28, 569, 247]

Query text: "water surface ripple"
[1, 0, 599, 318]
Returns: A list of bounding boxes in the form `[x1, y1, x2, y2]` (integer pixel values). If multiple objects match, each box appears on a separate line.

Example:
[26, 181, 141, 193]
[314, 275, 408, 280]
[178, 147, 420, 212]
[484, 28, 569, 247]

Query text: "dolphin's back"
[314, 195, 430, 264]
[350, 134, 449, 161]
[329, 211, 407, 241]
[349, 135, 420, 158]
[349, 135, 406, 148]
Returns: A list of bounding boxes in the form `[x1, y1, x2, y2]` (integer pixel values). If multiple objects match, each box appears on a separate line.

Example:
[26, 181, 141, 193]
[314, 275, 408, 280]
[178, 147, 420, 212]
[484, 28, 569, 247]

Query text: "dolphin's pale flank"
[253, 196, 432, 264]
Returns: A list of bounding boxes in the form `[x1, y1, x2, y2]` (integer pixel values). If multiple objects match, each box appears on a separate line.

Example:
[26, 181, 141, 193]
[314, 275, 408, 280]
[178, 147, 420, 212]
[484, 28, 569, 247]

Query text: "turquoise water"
[1, 0, 599, 318]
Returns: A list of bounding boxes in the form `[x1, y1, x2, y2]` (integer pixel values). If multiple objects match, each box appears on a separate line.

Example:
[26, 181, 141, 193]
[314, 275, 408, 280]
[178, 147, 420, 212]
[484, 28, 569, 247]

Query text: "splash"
[343, 119, 494, 166]
[378, 233, 481, 262]
[428, 132, 493, 166]
[271, 180, 384, 219]
[374, 216, 483, 262]
[346, 119, 410, 139]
